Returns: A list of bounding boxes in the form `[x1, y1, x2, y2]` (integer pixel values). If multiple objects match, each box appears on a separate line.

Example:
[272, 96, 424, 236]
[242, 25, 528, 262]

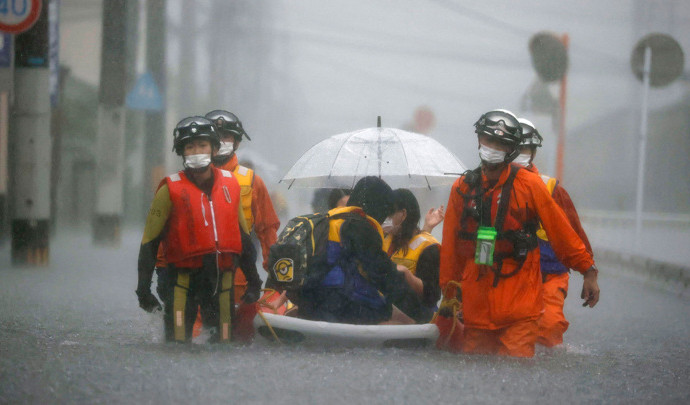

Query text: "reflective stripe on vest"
[233, 165, 255, 230]
[383, 232, 439, 275]
[535, 174, 569, 275]
[164, 168, 242, 267]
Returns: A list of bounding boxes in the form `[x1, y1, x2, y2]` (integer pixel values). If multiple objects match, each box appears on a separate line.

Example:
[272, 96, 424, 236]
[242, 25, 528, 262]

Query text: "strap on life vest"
[488, 165, 523, 287]
[458, 165, 538, 287]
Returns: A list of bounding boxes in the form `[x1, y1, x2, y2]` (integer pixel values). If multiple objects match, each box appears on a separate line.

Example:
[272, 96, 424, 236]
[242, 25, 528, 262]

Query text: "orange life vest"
[164, 167, 242, 268]
[456, 166, 539, 286]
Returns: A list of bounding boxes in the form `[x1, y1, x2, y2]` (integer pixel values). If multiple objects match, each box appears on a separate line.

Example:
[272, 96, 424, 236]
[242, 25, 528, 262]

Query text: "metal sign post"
[635, 46, 651, 245]
[630, 33, 684, 248]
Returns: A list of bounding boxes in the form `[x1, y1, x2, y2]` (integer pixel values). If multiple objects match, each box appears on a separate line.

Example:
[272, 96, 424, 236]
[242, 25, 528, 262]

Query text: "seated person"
[328, 188, 351, 209]
[311, 188, 352, 213]
[296, 177, 422, 325]
[383, 189, 444, 323]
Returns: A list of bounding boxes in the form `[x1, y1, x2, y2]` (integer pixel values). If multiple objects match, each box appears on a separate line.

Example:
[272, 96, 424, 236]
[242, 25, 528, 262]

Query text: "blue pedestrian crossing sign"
[126, 72, 163, 111]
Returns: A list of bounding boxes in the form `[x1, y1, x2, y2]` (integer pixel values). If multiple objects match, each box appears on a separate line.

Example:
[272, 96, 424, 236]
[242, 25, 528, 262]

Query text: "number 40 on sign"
[0, 0, 42, 35]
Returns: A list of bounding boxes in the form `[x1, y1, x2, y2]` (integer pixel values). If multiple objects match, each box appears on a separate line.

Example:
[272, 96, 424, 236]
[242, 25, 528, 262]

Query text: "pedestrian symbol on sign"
[126, 72, 163, 111]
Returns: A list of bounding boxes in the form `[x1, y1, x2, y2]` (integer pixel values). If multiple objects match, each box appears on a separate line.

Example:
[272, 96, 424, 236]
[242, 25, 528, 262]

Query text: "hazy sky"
[57, 0, 690, 215]
[274, 0, 689, 171]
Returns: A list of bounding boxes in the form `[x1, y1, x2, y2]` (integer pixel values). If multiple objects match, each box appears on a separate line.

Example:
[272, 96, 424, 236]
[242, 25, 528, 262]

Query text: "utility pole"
[177, 0, 195, 113]
[93, 0, 131, 245]
[9, 0, 54, 265]
[49, 0, 62, 236]
[143, 0, 166, 198]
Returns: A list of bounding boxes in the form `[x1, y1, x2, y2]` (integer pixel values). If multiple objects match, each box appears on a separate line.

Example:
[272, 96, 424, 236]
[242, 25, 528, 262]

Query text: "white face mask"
[512, 152, 532, 167]
[381, 217, 395, 233]
[183, 153, 212, 169]
[478, 144, 506, 164]
[217, 141, 234, 156]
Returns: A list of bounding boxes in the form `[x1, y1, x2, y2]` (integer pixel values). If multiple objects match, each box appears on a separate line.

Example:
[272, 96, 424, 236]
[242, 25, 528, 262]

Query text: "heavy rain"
[1, 0, 690, 403]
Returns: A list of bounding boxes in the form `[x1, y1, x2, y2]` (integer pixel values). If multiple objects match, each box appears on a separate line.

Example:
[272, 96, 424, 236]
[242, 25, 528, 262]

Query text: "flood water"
[1, 229, 689, 404]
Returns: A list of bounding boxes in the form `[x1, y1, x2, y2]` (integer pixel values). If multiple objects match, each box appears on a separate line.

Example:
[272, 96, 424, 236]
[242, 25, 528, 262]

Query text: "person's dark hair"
[347, 176, 394, 224]
[328, 188, 352, 209]
[390, 189, 421, 256]
[311, 188, 331, 213]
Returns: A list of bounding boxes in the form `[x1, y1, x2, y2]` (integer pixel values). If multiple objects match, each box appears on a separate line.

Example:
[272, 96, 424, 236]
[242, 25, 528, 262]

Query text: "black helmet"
[205, 110, 251, 141]
[518, 118, 543, 148]
[474, 109, 523, 146]
[172, 116, 220, 155]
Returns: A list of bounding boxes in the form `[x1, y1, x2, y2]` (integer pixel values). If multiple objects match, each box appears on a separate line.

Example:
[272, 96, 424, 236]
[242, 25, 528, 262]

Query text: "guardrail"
[578, 210, 690, 293]
[597, 248, 690, 284]
[579, 210, 690, 226]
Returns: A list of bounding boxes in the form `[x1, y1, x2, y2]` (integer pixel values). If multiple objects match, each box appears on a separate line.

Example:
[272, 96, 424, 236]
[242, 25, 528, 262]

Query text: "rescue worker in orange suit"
[204, 110, 280, 298]
[439, 109, 600, 358]
[136, 116, 261, 343]
[513, 117, 595, 347]
[382, 188, 444, 323]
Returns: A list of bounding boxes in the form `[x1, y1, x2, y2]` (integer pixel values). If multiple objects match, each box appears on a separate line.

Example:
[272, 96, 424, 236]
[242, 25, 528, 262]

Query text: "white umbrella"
[280, 124, 467, 189]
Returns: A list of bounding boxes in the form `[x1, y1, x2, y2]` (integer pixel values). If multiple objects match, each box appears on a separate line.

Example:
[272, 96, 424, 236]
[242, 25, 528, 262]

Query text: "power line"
[283, 27, 625, 77]
[299, 46, 511, 105]
[284, 28, 525, 68]
[427, 0, 624, 66]
[427, 0, 530, 37]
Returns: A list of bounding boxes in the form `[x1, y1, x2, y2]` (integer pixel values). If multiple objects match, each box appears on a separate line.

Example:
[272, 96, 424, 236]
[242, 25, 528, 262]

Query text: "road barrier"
[579, 210, 690, 293]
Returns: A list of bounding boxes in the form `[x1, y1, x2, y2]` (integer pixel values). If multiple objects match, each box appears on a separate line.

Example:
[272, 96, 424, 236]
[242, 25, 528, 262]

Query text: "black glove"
[136, 289, 162, 313]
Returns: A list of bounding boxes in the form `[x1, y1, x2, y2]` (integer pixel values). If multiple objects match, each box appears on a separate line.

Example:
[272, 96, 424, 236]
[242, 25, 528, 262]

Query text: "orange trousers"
[537, 273, 570, 347]
[463, 319, 539, 358]
[233, 268, 248, 303]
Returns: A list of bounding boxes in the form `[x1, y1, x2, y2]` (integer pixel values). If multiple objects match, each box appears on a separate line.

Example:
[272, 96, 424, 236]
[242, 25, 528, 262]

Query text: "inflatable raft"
[250, 290, 440, 348]
[253, 312, 440, 348]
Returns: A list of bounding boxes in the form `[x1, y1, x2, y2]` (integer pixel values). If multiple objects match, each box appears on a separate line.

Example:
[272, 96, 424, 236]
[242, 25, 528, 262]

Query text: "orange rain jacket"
[528, 165, 593, 257]
[217, 154, 280, 270]
[440, 165, 594, 330]
[528, 164, 594, 347]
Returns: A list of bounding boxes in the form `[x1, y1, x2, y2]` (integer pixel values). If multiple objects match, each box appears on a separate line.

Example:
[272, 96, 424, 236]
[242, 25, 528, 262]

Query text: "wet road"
[1, 230, 689, 404]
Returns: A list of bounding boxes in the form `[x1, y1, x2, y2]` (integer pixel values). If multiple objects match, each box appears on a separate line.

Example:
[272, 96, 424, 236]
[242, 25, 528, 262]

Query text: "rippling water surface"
[1, 230, 689, 404]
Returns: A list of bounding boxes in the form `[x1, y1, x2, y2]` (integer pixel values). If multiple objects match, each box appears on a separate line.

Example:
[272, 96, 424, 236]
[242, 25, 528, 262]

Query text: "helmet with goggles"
[474, 109, 523, 146]
[518, 118, 543, 148]
[205, 110, 251, 141]
[172, 116, 220, 156]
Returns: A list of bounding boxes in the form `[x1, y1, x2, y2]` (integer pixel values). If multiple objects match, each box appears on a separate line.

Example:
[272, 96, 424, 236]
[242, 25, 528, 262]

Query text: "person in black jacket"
[298, 177, 423, 324]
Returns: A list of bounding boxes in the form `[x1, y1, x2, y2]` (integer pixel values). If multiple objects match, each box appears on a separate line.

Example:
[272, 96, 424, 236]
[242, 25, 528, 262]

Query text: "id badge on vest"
[475, 226, 497, 266]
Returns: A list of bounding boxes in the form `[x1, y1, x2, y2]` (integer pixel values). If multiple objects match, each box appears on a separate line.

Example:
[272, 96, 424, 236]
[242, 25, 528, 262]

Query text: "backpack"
[267, 210, 366, 291]
[267, 212, 332, 291]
